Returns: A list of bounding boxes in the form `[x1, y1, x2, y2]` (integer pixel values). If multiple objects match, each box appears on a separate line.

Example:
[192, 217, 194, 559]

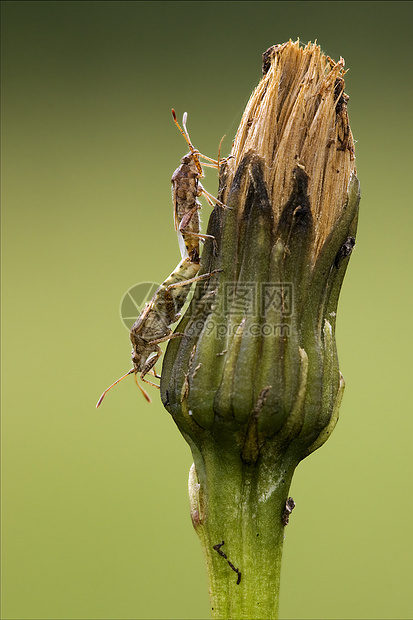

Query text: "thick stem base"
[189, 444, 297, 619]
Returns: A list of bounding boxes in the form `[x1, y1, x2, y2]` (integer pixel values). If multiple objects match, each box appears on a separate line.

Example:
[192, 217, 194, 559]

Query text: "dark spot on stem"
[213, 541, 242, 585]
[213, 541, 227, 559]
[334, 236, 355, 268]
[282, 497, 296, 526]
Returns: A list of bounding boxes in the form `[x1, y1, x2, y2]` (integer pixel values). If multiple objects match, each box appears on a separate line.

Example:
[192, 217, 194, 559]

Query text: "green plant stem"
[190, 442, 298, 619]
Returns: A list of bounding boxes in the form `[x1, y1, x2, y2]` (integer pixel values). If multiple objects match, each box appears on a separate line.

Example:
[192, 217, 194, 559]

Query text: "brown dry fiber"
[223, 40, 356, 261]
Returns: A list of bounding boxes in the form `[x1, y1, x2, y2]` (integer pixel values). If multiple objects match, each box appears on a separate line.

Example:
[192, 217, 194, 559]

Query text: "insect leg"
[165, 269, 222, 291]
[179, 205, 201, 231]
[182, 231, 215, 242]
[140, 376, 161, 389]
[197, 153, 219, 166]
[199, 184, 230, 209]
[134, 372, 153, 401]
[200, 162, 219, 169]
[178, 207, 216, 251]
[197, 138, 233, 169]
[149, 332, 185, 346]
[140, 347, 163, 384]
[181, 230, 217, 256]
[149, 368, 162, 380]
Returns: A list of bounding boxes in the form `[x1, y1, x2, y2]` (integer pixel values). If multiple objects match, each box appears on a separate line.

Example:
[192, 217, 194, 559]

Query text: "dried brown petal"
[223, 40, 356, 260]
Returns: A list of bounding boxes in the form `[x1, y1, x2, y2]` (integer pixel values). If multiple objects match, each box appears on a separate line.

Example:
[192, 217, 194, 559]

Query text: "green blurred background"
[2, 1, 412, 618]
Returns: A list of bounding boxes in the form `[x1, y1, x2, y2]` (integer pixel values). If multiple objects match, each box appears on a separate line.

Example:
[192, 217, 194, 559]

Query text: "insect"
[171, 110, 227, 261]
[96, 257, 220, 407]
[96, 111, 225, 408]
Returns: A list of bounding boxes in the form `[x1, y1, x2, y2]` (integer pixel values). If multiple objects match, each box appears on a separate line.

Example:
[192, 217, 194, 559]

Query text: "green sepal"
[303, 372, 345, 457]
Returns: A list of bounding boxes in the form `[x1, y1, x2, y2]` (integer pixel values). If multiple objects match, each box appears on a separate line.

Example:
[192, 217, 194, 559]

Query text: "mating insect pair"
[96, 111, 226, 408]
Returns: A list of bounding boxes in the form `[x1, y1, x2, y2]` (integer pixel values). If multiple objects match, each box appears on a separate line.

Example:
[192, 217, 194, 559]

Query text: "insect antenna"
[96, 369, 135, 408]
[182, 112, 196, 151]
[183, 114, 223, 167]
[171, 109, 203, 176]
[96, 368, 151, 408]
[134, 372, 152, 403]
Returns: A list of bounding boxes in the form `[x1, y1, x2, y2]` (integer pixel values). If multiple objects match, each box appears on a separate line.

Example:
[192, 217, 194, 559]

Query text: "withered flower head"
[162, 40, 359, 462]
[160, 40, 360, 619]
[225, 40, 356, 260]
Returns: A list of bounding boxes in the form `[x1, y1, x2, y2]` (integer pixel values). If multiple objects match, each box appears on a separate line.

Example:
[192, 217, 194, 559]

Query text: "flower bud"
[161, 40, 360, 465]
